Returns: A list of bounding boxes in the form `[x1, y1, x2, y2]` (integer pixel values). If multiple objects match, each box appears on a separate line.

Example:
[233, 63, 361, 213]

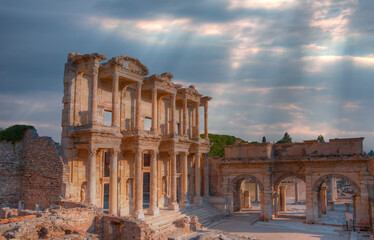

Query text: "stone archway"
[229, 174, 265, 219]
[311, 173, 361, 225]
[273, 173, 306, 218]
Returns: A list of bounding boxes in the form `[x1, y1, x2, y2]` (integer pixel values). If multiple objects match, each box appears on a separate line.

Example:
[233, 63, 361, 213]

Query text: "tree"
[276, 132, 292, 144]
[317, 135, 325, 143]
[262, 136, 267, 143]
[369, 150, 374, 156]
[200, 133, 248, 157]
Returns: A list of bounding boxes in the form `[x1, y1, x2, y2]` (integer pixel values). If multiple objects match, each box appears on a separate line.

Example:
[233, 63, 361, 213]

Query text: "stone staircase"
[143, 203, 224, 240]
[180, 203, 224, 227]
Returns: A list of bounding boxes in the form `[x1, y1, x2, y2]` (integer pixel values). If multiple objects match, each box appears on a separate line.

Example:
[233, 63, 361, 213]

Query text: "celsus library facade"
[61, 53, 212, 218]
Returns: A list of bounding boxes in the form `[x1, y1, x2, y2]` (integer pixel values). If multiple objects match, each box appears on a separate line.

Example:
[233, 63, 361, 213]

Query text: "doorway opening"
[143, 172, 150, 209]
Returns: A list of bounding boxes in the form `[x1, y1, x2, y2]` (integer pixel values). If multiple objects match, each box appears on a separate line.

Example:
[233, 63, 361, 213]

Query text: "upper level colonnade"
[62, 52, 212, 139]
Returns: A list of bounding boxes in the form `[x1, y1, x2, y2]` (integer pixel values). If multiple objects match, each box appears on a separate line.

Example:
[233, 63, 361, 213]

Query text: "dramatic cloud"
[0, 0, 373, 151]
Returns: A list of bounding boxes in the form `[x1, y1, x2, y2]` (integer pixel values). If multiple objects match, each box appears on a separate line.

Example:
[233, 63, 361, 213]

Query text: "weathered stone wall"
[0, 141, 23, 207]
[0, 129, 69, 210]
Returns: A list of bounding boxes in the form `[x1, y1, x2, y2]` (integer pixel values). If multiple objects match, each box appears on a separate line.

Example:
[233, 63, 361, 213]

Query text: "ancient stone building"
[209, 138, 374, 230]
[61, 53, 212, 218]
[0, 129, 69, 210]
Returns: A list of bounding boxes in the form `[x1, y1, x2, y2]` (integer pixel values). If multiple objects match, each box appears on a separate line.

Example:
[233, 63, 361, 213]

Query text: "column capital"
[88, 145, 97, 157]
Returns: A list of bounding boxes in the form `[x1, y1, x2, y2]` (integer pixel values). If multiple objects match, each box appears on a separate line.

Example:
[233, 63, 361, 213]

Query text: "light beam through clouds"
[0, 0, 373, 151]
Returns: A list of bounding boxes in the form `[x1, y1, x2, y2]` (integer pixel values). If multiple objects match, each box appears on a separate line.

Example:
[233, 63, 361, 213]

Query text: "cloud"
[226, 0, 298, 10]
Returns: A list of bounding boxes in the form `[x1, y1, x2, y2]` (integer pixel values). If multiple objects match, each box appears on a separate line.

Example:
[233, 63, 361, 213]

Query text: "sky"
[0, 0, 374, 151]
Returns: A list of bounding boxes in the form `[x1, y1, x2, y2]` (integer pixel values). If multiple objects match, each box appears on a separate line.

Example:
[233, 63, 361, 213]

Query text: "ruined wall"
[0, 129, 69, 210]
[209, 157, 223, 197]
[0, 141, 23, 207]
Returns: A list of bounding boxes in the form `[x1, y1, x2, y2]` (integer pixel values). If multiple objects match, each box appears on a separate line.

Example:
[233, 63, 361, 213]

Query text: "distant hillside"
[201, 133, 248, 157]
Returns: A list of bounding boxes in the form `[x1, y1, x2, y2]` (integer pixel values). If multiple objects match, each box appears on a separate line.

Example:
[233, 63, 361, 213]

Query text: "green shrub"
[0, 124, 35, 144]
[200, 133, 248, 157]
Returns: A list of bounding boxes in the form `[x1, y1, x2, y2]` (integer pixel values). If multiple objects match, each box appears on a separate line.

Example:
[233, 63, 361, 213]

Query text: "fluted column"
[183, 97, 188, 135]
[151, 87, 157, 132]
[195, 103, 200, 138]
[204, 153, 209, 198]
[112, 72, 119, 127]
[280, 185, 287, 211]
[135, 82, 142, 130]
[169, 151, 179, 210]
[193, 152, 202, 204]
[88, 145, 97, 205]
[134, 149, 144, 219]
[171, 93, 176, 135]
[204, 104, 208, 139]
[181, 152, 189, 208]
[109, 149, 119, 215]
[90, 66, 99, 124]
[149, 150, 159, 215]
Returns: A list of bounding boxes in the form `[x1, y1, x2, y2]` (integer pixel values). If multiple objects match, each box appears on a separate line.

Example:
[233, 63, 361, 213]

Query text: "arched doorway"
[273, 173, 306, 219]
[312, 174, 361, 226]
[230, 175, 265, 219]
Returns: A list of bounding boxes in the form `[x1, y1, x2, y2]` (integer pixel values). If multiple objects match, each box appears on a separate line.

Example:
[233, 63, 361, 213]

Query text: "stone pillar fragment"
[295, 181, 299, 203]
[321, 186, 327, 214]
[279, 185, 287, 211]
[169, 151, 179, 210]
[88, 146, 97, 205]
[181, 152, 189, 208]
[112, 72, 119, 127]
[193, 153, 203, 204]
[134, 150, 144, 219]
[255, 184, 259, 202]
[244, 191, 251, 208]
[109, 149, 118, 215]
[90, 66, 98, 124]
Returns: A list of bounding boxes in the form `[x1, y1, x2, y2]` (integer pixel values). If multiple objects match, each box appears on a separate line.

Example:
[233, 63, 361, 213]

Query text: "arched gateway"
[209, 138, 374, 230]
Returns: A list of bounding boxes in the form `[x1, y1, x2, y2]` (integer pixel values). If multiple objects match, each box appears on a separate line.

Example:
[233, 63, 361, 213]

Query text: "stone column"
[320, 186, 327, 214]
[90, 66, 99, 124]
[279, 185, 287, 211]
[171, 93, 176, 135]
[111, 72, 119, 127]
[183, 97, 187, 135]
[181, 152, 189, 208]
[204, 153, 209, 198]
[109, 149, 119, 215]
[204, 104, 208, 139]
[135, 82, 142, 130]
[195, 103, 200, 138]
[295, 181, 299, 203]
[193, 153, 203, 204]
[244, 191, 251, 208]
[255, 184, 259, 202]
[151, 87, 157, 132]
[88, 146, 97, 205]
[331, 177, 337, 201]
[169, 151, 179, 210]
[149, 150, 159, 215]
[134, 149, 144, 219]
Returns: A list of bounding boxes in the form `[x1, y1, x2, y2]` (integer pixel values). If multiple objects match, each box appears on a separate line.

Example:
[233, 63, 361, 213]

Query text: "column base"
[180, 199, 190, 208]
[193, 196, 203, 205]
[133, 209, 145, 219]
[168, 202, 179, 210]
[147, 207, 160, 216]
